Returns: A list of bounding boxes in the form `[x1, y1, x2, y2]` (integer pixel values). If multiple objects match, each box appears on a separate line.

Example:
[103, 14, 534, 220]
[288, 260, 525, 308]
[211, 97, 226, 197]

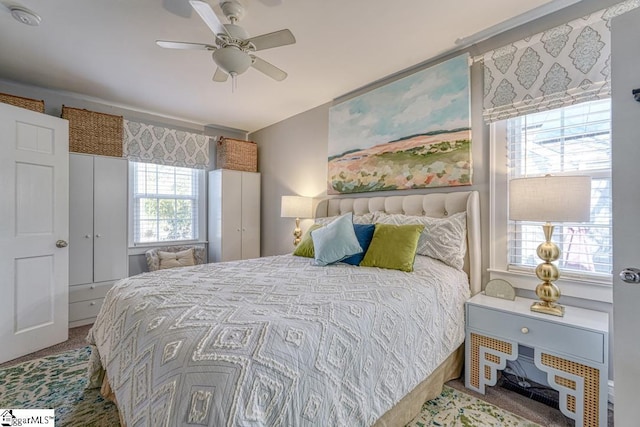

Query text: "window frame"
[127, 161, 207, 249]
[489, 106, 613, 303]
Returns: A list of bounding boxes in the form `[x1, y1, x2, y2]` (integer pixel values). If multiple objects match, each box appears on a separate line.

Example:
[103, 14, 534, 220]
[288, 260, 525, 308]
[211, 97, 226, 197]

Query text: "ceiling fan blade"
[247, 29, 296, 51]
[189, 0, 229, 37]
[213, 67, 228, 82]
[251, 56, 287, 81]
[156, 40, 216, 50]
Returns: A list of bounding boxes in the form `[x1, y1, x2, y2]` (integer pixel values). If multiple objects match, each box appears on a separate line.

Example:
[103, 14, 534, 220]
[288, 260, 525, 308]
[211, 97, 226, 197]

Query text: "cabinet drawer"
[69, 282, 113, 303]
[69, 298, 104, 322]
[467, 304, 604, 363]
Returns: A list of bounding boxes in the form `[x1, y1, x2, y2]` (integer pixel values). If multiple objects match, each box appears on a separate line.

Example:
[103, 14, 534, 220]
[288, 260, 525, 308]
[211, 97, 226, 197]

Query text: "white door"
[611, 9, 640, 426]
[221, 170, 243, 261]
[93, 156, 128, 283]
[0, 103, 69, 364]
[241, 172, 260, 260]
[69, 154, 94, 286]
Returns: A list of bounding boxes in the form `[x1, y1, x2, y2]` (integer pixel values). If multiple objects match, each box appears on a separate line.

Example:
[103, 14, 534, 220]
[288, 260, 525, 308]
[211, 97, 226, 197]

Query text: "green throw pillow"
[360, 223, 424, 272]
[292, 224, 323, 257]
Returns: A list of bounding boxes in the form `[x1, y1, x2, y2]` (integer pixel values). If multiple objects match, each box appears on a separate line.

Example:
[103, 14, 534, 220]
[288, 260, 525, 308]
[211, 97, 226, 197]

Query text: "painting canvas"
[328, 54, 472, 194]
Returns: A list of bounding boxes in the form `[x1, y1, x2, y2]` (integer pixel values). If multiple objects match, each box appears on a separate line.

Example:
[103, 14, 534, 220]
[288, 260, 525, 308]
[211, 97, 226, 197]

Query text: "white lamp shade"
[509, 175, 591, 222]
[281, 196, 313, 218]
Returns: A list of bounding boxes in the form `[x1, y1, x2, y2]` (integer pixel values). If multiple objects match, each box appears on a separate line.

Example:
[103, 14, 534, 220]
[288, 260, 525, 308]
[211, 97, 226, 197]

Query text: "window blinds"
[506, 99, 612, 277]
[132, 162, 202, 244]
[482, 0, 639, 123]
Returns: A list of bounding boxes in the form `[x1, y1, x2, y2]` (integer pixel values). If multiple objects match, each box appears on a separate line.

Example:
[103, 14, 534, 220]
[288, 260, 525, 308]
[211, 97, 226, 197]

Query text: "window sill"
[487, 268, 613, 303]
[128, 241, 208, 255]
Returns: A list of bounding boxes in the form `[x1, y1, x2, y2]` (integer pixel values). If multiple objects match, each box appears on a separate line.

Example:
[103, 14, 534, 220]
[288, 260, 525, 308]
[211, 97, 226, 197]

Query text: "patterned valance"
[483, 0, 639, 123]
[123, 120, 210, 169]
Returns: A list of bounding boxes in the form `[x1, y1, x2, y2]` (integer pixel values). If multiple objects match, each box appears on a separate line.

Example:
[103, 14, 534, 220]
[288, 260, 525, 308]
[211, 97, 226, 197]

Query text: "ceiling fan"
[157, 0, 296, 85]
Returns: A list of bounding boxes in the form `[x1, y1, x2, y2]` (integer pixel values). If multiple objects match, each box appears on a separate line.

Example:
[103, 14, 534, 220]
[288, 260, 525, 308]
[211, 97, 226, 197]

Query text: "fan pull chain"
[231, 72, 238, 93]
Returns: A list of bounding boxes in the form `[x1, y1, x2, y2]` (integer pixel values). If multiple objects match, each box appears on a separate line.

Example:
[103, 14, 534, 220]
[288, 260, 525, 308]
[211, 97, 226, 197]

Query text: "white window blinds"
[483, 0, 639, 123]
[506, 99, 612, 278]
[131, 162, 203, 244]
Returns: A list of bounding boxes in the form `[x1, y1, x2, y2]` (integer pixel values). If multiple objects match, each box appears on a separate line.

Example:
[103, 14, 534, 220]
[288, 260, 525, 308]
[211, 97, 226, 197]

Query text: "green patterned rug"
[0, 347, 540, 426]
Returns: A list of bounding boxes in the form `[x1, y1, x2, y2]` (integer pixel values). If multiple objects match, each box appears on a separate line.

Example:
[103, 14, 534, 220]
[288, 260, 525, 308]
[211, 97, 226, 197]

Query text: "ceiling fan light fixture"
[213, 47, 252, 75]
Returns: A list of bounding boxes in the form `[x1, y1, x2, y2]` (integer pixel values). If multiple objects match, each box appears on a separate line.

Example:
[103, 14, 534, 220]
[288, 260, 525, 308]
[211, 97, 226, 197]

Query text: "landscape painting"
[327, 54, 471, 194]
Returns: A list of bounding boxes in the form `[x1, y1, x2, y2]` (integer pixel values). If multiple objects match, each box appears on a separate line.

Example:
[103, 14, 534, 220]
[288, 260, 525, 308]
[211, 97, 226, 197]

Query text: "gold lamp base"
[531, 301, 565, 317]
[531, 223, 565, 317]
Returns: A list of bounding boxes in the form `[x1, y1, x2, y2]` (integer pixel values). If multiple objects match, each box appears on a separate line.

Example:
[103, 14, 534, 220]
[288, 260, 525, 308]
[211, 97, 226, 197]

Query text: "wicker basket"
[216, 137, 258, 172]
[0, 92, 45, 113]
[61, 106, 123, 157]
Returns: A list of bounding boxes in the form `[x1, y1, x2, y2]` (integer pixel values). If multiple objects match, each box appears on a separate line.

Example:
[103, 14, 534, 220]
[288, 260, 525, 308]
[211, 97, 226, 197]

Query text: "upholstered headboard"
[314, 191, 481, 295]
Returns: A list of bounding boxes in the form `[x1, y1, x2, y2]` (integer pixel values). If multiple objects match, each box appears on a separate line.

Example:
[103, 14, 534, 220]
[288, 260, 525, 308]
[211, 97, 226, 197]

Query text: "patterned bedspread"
[87, 254, 470, 427]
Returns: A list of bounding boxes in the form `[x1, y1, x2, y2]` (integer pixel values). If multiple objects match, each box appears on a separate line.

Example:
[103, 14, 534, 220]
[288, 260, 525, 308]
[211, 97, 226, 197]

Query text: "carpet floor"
[0, 325, 613, 426]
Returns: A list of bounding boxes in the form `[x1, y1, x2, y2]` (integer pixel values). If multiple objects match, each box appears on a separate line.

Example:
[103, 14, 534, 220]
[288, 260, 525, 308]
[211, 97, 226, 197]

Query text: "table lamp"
[509, 175, 591, 316]
[281, 196, 313, 246]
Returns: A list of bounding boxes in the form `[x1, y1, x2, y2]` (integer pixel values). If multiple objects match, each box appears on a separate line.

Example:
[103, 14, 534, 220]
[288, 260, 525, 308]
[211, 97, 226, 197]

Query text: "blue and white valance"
[123, 120, 211, 169]
[483, 0, 640, 123]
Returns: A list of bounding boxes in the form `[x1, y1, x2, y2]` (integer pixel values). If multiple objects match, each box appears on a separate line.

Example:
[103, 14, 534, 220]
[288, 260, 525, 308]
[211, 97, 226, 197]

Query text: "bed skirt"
[98, 344, 464, 427]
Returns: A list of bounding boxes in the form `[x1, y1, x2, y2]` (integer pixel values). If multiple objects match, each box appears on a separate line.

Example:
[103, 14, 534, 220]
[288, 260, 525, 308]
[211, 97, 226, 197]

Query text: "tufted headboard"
[314, 191, 481, 295]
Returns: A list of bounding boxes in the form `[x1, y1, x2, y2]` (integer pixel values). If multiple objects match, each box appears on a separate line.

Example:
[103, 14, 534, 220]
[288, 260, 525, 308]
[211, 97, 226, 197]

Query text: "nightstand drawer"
[468, 304, 605, 363]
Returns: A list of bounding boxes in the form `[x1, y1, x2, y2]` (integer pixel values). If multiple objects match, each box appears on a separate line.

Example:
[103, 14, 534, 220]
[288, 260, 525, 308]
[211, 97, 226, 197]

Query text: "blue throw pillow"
[342, 224, 375, 265]
[311, 213, 362, 266]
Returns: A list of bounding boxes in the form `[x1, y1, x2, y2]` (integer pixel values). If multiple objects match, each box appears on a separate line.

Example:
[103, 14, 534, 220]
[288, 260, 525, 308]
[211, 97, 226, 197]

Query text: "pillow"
[341, 224, 376, 266]
[375, 212, 467, 270]
[360, 224, 424, 272]
[158, 248, 196, 270]
[292, 224, 323, 258]
[314, 212, 375, 226]
[311, 213, 362, 266]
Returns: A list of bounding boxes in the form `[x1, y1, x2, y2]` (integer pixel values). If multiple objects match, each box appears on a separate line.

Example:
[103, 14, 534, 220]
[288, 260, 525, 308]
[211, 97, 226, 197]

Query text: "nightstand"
[465, 293, 609, 427]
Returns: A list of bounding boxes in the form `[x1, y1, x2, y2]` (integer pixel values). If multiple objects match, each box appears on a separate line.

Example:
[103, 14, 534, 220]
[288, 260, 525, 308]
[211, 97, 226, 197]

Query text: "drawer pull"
[90, 302, 96, 306]
[521, 327, 529, 334]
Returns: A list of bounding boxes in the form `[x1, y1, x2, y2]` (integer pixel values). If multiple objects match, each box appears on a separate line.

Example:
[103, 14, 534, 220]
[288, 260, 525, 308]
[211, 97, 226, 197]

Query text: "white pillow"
[315, 212, 375, 226]
[375, 212, 467, 270]
[158, 248, 196, 270]
[311, 213, 362, 266]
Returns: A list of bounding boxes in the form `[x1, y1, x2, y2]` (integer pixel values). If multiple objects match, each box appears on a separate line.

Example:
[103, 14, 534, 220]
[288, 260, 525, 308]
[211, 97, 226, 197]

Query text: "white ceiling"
[0, 0, 572, 133]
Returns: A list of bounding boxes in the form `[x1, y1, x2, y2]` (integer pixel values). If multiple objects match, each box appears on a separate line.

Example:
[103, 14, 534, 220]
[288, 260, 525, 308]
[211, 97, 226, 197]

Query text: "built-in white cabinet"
[208, 169, 260, 262]
[69, 153, 128, 326]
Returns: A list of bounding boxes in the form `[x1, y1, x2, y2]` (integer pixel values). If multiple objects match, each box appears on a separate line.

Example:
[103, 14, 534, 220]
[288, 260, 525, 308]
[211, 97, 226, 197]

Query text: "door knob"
[55, 240, 68, 248]
[620, 268, 640, 283]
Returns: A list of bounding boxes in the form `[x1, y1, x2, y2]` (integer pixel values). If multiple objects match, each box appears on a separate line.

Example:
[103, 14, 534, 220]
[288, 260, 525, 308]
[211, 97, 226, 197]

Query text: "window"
[130, 162, 205, 245]
[502, 99, 612, 280]
[491, 99, 612, 288]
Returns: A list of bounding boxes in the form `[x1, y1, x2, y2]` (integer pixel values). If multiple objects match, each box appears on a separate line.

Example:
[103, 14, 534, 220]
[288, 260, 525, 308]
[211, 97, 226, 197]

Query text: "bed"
[87, 191, 481, 426]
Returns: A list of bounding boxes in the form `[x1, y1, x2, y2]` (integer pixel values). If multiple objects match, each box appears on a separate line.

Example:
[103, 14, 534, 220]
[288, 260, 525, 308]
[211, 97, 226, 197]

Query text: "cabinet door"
[221, 170, 243, 261]
[69, 154, 94, 285]
[93, 156, 128, 283]
[241, 172, 260, 260]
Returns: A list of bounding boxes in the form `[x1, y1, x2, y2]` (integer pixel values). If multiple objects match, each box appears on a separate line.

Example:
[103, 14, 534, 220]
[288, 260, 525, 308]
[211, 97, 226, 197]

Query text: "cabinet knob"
[85, 234, 91, 239]
[95, 234, 102, 238]
[520, 327, 529, 334]
[237, 228, 240, 232]
[90, 302, 96, 306]
[90, 285, 95, 289]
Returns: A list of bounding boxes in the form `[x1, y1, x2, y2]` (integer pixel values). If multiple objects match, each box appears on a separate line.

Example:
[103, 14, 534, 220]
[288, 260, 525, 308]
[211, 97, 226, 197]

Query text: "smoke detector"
[10, 6, 41, 26]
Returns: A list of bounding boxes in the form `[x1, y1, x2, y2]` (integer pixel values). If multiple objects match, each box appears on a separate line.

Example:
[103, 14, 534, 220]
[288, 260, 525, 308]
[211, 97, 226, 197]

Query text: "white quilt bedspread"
[87, 254, 470, 427]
